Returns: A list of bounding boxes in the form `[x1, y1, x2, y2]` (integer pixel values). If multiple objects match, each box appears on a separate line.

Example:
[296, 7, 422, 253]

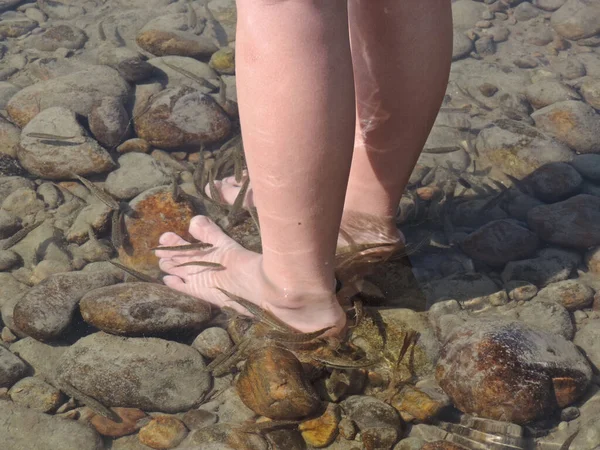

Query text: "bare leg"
[158, 0, 354, 334]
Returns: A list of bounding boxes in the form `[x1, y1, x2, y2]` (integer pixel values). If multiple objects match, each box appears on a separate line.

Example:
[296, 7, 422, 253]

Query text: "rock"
[117, 186, 195, 277]
[436, 318, 592, 423]
[551, 0, 600, 40]
[527, 162, 583, 202]
[390, 385, 449, 423]
[56, 332, 210, 412]
[134, 86, 232, 150]
[424, 273, 503, 311]
[475, 122, 574, 179]
[525, 80, 581, 110]
[181, 423, 267, 450]
[0, 400, 104, 450]
[136, 14, 218, 58]
[207, 0, 237, 43]
[38, 0, 85, 19]
[298, 403, 340, 448]
[0, 249, 19, 270]
[586, 246, 600, 274]
[117, 138, 152, 154]
[528, 195, 600, 248]
[265, 429, 306, 450]
[236, 345, 321, 420]
[514, 2, 542, 21]
[571, 154, 600, 182]
[0, 345, 27, 388]
[97, 46, 155, 83]
[69, 237, 114, 264]
[0, 211, 19, 241]
[147, 56, 219, 95]
[210, 47, 235, 74]
[30, 25, 87, 51]
[581, 77, 600, 110]
[534, 0, 567, 11]
[460, 220, 539, 267]
[552, 57, 587, 80]
[420, 130, 471, 172]
[0, 176, 35, 203]
[341, 396, 403, 450]
[90, 407, 147, 438]
[534, 280, 595, 311]
[66, 201, 112, 245]
[7, 65, 131, 129]
[182, 409, 217, 430]
[8, 376, 63, 413]
[0, 117, 21, 158]
[138, 416, 189, 449]
[104, 153, 172, 200]
[9, 337, 67, 378]
[452, 0, 487, 29]
[1, 187, 45, 219]
[0, 14, 37, 39]
[80, 282, 211, 336]
[0, 154, 25, 177]
[211, 386, 257, 423]
[532, 100, 600, 154]
[574, 320, 600, 370]
[192, 327, 233, 359]
[503, 301, 574, 340]
[30, 259, 72, 285]
[13, 271, 120, 341]
[88, 96, 130, 148]
[0, 0, 23, 12]
[18, 107, 115, 179]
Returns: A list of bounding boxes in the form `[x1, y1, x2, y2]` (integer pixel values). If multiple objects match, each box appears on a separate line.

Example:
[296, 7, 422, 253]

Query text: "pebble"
[452, 32, 473, 61]
[192, 327, 234, 359]
[0, 209, 19, 239]
[9, 337, 67, 379]
[0, 14, 37, 39]
[551, 57, 587, 79]
[461, 219, 539, 267]
[36, 182, 62, 209]
[0, 400, 104, 450]
[0, 249, 19, 270]
[506, 280, 538, 302]
[525, 79, 581, 109]
[581, 77, 600, 110]
[528, 195, 600, 248]
[29, 259, 72, 285]
[88, 96, 131, 148]
[55, 332, 210, 412]
[117, 138, 152, 154]
[574, 320, 600, 370]
[586, 246, 600, 274]
[97, 46, 155, 83]
[8, 376, 63, 413]
[0, 176, 35, 204]
[18, 107, 116, 179]
[0, 345, 27, 388]
[390, 384, 449, 423]
[452, 0, 488, 29]
[13, 270, 120, 341]
[105, 153, 172, 200]
[437, 317, 592, 423]
[550, 0, 600, 40]
[571, 154, 600, 182]
[298, 403, 340, 448]
[181, 409, 218, 430]
[80, 282, 212, 337]
[2, 187, 45, 219]
[534, 0, 567, 11]
[424, 272, 503, 311]
[532, 100, 600, 154]
[138, 415, 189, 449]
[66, 201, 113, 244]
[527, 162, 583, 202]
[514, 2, 542, 21]
[210, 47, 235, 74]
[0, 117, 21, 158]
[181, 423, 267, 450]
[534, 279, 595, 311]
[30, 24, 87, 51]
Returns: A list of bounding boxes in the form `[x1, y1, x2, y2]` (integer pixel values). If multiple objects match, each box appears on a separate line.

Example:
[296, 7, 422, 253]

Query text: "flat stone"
[534, 280, 595, 311]
[551, 0, 600, 40]
[527, 162, 583, 202]
[501, 301, 574, 340]
[0, 400, 104, 450]
[117, 138, 152, 154]
[452, 32, 473, 61]
[13, 271, 120, 341]
[436, 318, 592, 423]
[0, 345, 27, 388]
[9, 337, 68, 378]
[90, 407, 147, 438]
[532, 100, 600, 154]
[104, 152, 172, 200]
[55, 332, 210, 412]
[80, 282, 211, 336]
[461, 220, 539, 267]
[528, 195, 600, 248]
[18, 107, 115, 179]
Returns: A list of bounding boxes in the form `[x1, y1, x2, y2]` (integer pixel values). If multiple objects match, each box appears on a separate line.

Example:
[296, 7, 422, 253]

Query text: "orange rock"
[138, 416, 188, 449]
[416, 186, 441, 201]
[299, 403, 340, 448]
[89, 407, 147, 438]
[422, 442, 468, 450]
[390, 386, 446, 423]
[118, 186, 195, 277]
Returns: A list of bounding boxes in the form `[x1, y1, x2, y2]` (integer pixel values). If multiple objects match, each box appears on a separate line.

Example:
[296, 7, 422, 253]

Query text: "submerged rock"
[0, 346, 27, 388]
[436, 318, 592, 423]
[55, 332, 210, 412]
[551, 0, 600, 40]
[534, 279, 595, 311]
[80, 282, 212, 336]
[104, 152, 172, 200]
[527, 162, 583, 202]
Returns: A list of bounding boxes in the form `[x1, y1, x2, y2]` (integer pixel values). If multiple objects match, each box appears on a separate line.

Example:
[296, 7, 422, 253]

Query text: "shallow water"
[0, 0, 600, 449]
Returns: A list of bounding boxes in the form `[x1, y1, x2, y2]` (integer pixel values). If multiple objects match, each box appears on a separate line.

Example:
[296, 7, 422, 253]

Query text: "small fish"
[457, 177, 472, 189]
[111, 210, 123, 250]
[217, 288, 293, 333]
[422, 146, 461, 154]
[151, 242, 213, 251]
[265, 326, 333, 343]
[113, 26, 126, 47]
[174, 261, 225, 270]
[238, 420, 299, 433]
[97, 20, 106, 41]
[2, 221, 43, 250]
[311, 355, 377, 370]
[26, 132, 77, 140]
[350, 298, 364, 328]
[205, 338, 252, 376]
[187, 0, 198, 32]
[170, 174, 182, 203]
[226, 176, 250, 225]
[162, 61, 218, 91]
[57, 379, 122, 423]
[108, 260, 162, 284]
[71, 173, 120, 211]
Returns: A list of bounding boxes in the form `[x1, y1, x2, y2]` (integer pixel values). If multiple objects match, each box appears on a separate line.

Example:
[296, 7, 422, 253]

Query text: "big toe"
[188, 215, 234, 247]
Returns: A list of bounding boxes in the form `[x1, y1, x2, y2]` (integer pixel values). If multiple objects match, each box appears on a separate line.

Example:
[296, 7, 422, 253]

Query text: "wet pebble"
[502, 300, 574, 340]
[97, 46, 155, 83]
[105, 153, 172, 200]
[2, 187, 45, 219]
[571, 154, 600, 182]
[210, 47, 235, 74]
[390, 384, 450, 423]
[117, 138, 152, 154]
[9, 337, 67, 379]
[527, 162, 583, 203]
[89, 96, 131, 148]
[30, 259, 72, 285]
[515, 2, 542, 21]
[550, 0, 600, 40]
[436, 317, 591, 423]
[138, 415, 188, 449]
[581, 77, 600, 110]
[424, 273, 503, 311]
[452, 32, 474, 61]
[0, 346, 27, 388]
[0, 249, 19, 270]
[585, 246, 600, 274]
[30, 24, 87, 51]
[182, 409, 218, 430]
[574, 320, 600, 370]
[89, 407, 148, 437]
[8, 376, 63, 413]
[180, 423, 267, 450]
[0, 14, 37, 39]
[525, 80, 580, 109]
[534, 279, 595, 311]
[0, 117, 21, 158]
[192, 327, 233, 359]
[299, 402, 340, 448]
[506, 280, 538, 301]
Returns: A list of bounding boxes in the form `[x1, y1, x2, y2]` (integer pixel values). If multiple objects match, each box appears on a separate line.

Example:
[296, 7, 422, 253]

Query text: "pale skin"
[157, 0, 453, 334]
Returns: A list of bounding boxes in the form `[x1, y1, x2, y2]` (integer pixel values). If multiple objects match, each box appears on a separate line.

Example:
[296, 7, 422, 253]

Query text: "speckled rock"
[534, 280, 595, 311]
[0, 346, 27, 388]
[581, 77, 600, 110]
[89, 407, 147, 438]
[181, 423, 267, 450]
[551, 0, 600, 40]
[461, 220, 539, 267]
[134, 86, 231, 150]
[18, 107, 116, 179]
[138, 416, 188, 449]
[80, 282, 211, 336]
[532, 101, 600, 154]
[525, 80, 581, 110]
[104, 153, 172, 200]
[0, 400, 104, 450]
[571, 154, 600, 182]
[30, 24, 87, 51]
[9, 337, 68, 379]
[501, 301, 574, 340]
[528, 195, 600, 248]
[88, 96, 130, 148]
[8, 376, 63, 413]
[12, 271, 120, 341]
[436, 318, 592, 423]
[573, 320, 600, 370]
[55, 332, 210, 412]
[192, 327, 233, 359]
[0, 117, 21, 158]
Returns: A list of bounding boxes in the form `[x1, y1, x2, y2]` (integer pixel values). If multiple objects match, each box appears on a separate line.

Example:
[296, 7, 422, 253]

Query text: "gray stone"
[0, 249, 19, 271]
[424, 273, 503, 310]
[111, 434, 155, 450]
[38, 0, 85, 19]
[514, 2, 542, 21]
[552, 57, 587, 80]
[0, 0, 23, 12]
[453, 32, 473, 61]
[452, 0, 488, 29]
[192, 327, 233, 359]
[581, 77, 600, 110]
[55, 332, 210, 412]
[8, 220, 61, 268]
[0, 116, 21, 158]
[30, 24, 87, 51]
[181, 424, 267, 450]
[1, 187, 45, 219]
[0, 14, 37, 39]
[528, 195, 600, 248]
[0, 209, 19, 239]
[527, 162, 583, 202]
[341, 396, 403, 449]
[501, 250, 577, 288]
[7, 65, 131, 129]
[215, 387, 257, 423]
[105, 153, 172, 200]
[574, 320, 600, 371]
[503, 301, 574, 340]
[551, 0, 600, 40]
[9, 337, 68, 379]
[534, 0, 567, 11]
[9, 376, 63, 412]
[18, 107, 115, 179]
[148, 56, 219, 94]
[0, 346, 27, 388]
[89, 96, 131, 148]
[0, 400, 104, 450]
[571, 154, 600, 182]
[13, 271, 120, 341]
[65, 201, 112, 244]
[0, 176, 35, 204]
[506, 280, 539, 302]
[505, 193, 545, 222]
[97, 46, 155, 83]
[525, 80, 581, 110]
[461, 220, 539, 267]
[534, 280, 595, 311]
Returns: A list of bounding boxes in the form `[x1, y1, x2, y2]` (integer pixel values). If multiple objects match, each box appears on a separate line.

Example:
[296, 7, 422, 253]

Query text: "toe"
[163, 275, 189, 293]
[188, 216, 236, 247]
[159, 232, 189, 246]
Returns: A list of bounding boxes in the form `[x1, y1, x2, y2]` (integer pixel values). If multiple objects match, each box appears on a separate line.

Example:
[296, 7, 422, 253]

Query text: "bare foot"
[157, 216, 346, 335]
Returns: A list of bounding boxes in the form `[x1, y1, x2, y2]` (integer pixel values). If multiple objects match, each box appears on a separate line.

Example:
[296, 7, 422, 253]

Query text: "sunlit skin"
[157, 0, 453, 335]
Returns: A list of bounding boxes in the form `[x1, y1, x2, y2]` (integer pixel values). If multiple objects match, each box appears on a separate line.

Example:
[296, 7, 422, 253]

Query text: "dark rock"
[527, 162, 583, 202]
[88, 96, 130, 148]
[0, 346, 27, 388]
[571, 154, 600, 182]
